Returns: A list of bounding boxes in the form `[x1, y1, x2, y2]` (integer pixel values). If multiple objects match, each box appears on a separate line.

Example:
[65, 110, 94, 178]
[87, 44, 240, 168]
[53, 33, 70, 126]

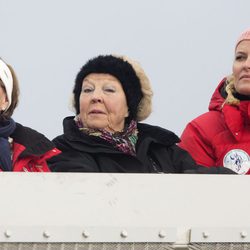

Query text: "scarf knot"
[0, 117, 16, 171]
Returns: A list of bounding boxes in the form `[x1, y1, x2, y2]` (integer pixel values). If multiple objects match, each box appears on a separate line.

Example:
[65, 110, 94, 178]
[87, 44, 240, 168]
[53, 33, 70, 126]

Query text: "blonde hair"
[224, 75, 240, 106]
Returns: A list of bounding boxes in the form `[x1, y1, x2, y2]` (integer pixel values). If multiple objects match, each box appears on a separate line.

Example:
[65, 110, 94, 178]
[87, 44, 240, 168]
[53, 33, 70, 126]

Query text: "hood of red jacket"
[208, 78, 227, 112]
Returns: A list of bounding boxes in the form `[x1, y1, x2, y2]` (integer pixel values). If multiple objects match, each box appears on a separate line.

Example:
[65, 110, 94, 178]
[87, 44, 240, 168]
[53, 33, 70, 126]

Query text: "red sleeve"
[179, 122, 216, 167]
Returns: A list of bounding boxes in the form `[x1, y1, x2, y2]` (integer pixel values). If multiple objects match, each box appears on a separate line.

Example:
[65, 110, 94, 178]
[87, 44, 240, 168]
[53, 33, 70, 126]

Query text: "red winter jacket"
[0, 123, 60, 172]
[179, 78, 250, 175]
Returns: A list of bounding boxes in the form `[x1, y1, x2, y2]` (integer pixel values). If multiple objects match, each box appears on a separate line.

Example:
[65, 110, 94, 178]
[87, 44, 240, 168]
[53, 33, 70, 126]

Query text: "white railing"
[0, 173, 249, 249]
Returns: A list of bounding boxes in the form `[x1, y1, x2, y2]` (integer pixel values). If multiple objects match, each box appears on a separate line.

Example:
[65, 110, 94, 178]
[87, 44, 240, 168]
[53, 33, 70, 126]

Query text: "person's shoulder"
[137, 122, 180, 145]
[189, 110, 223, 129]
[52, 116, 82, 148]
[11, 122, 56, 156]
[12, 123, 48, 141]
[52, 133, 66, 146]
[182, 110, 225, 143]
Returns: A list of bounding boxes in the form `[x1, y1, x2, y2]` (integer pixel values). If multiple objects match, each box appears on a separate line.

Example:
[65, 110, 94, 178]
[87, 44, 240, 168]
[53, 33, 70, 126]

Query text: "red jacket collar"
[209, 78, 250, 140]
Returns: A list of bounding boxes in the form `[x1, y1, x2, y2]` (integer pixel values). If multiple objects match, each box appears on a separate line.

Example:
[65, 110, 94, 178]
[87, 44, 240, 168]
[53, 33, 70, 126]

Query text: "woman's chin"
[237, 90, 250, 96]
[86, 122, 108, 130]
[235, 85, 250, 96]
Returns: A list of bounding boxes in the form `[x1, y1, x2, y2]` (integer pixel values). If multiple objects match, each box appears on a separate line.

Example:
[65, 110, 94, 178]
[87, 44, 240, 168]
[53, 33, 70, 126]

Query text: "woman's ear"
[125, 109, 129, 118]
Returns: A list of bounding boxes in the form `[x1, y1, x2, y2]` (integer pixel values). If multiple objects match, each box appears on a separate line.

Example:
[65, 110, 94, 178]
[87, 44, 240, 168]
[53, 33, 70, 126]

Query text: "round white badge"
[223, 149, 250, 175]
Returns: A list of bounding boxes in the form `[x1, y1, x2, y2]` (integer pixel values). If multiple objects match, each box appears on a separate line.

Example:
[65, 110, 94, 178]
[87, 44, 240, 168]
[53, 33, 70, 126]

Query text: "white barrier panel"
[0, 173, 249, 249]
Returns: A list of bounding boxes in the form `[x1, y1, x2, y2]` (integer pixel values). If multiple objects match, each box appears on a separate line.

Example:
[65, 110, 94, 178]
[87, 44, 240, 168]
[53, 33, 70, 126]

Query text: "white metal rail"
[0, 173, 249, 249]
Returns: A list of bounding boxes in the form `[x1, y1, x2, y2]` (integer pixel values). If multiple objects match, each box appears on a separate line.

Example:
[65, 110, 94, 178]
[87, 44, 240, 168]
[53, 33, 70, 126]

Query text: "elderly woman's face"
[79, 73, 129, 132]
[0, 83, 8, 111]
[233, 40, 250, 95]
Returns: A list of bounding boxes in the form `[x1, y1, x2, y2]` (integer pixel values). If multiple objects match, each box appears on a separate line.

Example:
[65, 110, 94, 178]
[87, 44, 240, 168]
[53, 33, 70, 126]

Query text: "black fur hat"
[73, 55, 143, 123]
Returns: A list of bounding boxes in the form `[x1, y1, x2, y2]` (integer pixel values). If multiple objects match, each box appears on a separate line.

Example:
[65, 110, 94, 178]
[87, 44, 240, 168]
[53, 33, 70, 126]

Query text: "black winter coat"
[48, 117, 234, 174]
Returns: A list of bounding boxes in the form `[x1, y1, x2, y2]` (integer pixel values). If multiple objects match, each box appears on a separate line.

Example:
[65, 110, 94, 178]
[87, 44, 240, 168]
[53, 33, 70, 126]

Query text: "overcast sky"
[1, 0, 250, 139]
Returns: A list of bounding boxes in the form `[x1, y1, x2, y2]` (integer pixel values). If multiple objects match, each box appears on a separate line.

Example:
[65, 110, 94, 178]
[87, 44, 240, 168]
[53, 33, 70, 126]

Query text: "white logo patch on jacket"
[223, 149, 250, 174]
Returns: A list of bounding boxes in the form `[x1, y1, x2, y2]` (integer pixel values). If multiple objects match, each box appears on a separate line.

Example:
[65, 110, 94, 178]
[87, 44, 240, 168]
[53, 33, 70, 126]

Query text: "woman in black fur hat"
[48, 55, 234, 174]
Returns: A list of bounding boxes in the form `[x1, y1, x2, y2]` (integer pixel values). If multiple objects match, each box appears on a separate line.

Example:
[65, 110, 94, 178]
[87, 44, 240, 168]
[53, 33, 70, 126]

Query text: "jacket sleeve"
[48, 151, 100, 172]
[179, 122, 215, 167]
[170, 145, 236, 174]
[47, 136, 100, 172]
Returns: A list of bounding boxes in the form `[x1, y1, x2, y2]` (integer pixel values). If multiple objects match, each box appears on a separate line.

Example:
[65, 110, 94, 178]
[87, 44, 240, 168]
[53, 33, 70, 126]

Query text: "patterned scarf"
[74, 115, 138, 156]
[0, 117, 16, 171]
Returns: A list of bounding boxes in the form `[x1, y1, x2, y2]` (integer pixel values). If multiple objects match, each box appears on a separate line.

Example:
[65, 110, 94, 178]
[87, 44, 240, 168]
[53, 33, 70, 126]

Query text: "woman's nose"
[91, 90, 103, 103]
[244, 57, 250, 69]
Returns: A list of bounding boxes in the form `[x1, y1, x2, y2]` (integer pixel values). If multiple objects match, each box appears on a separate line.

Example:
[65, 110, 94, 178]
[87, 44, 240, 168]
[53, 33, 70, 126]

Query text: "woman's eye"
[235, 54, 246, 61]
[82, 88, 93, 93]
[104, 88, 115, 93]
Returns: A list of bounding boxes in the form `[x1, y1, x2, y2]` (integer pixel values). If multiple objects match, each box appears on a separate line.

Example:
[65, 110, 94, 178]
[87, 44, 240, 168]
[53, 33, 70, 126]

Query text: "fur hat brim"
[113, 55, 153, 121]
